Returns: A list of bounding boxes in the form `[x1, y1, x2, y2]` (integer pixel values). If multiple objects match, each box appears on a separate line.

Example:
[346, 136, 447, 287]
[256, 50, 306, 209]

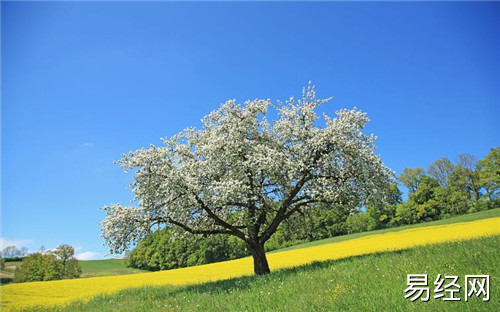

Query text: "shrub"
[13, 245, 81, 283]
[346, 213, 376, 234]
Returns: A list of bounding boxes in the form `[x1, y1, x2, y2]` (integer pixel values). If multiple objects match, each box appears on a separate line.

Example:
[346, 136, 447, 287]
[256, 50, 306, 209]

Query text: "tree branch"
[193, 193, 248, 241]
[156, 216, 235, 236]
[258, 146, 332, 244]
[283, 199, 319, 219]
[258, 172, 311, 244]
[167, 217, 235, 236]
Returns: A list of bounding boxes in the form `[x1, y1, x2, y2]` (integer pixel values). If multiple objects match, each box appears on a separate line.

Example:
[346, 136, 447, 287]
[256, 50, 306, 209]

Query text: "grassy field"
[27, 236, 499, 312]
[79, 259, 146, 278]
[2, 215, 498, 311]
[0, 261, 21, 283]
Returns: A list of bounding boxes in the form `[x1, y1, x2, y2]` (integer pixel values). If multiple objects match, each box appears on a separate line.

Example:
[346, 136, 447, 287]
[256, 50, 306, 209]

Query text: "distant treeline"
[127, 147, 499, 271]
[0, 246, 29, 262]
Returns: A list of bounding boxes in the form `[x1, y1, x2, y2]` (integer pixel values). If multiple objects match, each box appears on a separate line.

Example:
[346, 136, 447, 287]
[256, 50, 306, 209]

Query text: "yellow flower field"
[1, 217, 499, 312]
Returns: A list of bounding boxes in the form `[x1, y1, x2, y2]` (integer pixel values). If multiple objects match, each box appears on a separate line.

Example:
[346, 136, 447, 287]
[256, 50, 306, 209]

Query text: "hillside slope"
[32, 236, 500, 312]
[1, 216, 499, 311]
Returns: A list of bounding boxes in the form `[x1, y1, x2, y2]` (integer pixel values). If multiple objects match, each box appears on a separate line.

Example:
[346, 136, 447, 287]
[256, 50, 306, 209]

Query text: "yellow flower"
[1, 217, 499, 312]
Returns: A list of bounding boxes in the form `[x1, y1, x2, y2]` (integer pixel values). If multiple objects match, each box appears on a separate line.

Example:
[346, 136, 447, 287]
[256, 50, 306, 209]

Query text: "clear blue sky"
[2, 2, 499, 259]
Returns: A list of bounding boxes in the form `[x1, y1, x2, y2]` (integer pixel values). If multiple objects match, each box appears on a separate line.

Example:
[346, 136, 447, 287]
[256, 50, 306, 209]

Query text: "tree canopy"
[398, 168, 425, 194]
[427, 157, 454, 187]
[101, 84, 394, 275]
[13, 244, 81, 283]
[478, 147, 499, 199]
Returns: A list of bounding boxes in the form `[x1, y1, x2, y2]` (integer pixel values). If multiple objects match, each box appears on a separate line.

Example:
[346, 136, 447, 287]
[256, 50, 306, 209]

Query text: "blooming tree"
[101, 84, 394, 275]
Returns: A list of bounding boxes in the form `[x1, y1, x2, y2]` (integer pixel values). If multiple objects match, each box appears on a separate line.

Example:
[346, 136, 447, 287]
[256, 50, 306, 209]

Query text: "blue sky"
[1, 2, 499, 260]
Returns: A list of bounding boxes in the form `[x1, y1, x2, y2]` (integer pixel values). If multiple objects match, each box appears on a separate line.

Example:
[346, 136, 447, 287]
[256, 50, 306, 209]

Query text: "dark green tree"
[346, 212, 376, 233]
[457, 153, 481, 204]
[366, 184, 402, 229]
[13, 253, 46, 282]
[391, 202, 417, 226]
[399, 168, 425, 193]
[478, 147, 499, 200]
[13, 245, 81, 283]
[434, 186, 469, 217]
[409, 176, 441, 221]
[127, 228, 247, 271]
[52, 244, 82, 279]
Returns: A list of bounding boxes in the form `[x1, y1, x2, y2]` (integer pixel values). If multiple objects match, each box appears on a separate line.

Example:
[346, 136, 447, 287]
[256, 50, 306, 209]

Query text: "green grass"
[272, 208, 500, 252]
[28, 236, 499, 312]
[0, 261, 22, 274]
[78, 259, 146, 278]
[0, 261, 21, 283]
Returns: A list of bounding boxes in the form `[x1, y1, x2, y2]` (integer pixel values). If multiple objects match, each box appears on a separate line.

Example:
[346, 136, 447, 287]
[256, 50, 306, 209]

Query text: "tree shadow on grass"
[157, 248, 407, 297]
[28, 238, 497, 311]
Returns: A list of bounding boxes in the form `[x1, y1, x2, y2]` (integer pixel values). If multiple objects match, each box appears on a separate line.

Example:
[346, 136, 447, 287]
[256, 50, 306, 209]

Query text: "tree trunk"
[248, 242, 270, 275]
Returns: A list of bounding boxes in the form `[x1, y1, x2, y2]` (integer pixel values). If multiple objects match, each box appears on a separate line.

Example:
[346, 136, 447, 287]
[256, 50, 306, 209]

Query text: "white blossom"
[101, 83, 394, 254]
